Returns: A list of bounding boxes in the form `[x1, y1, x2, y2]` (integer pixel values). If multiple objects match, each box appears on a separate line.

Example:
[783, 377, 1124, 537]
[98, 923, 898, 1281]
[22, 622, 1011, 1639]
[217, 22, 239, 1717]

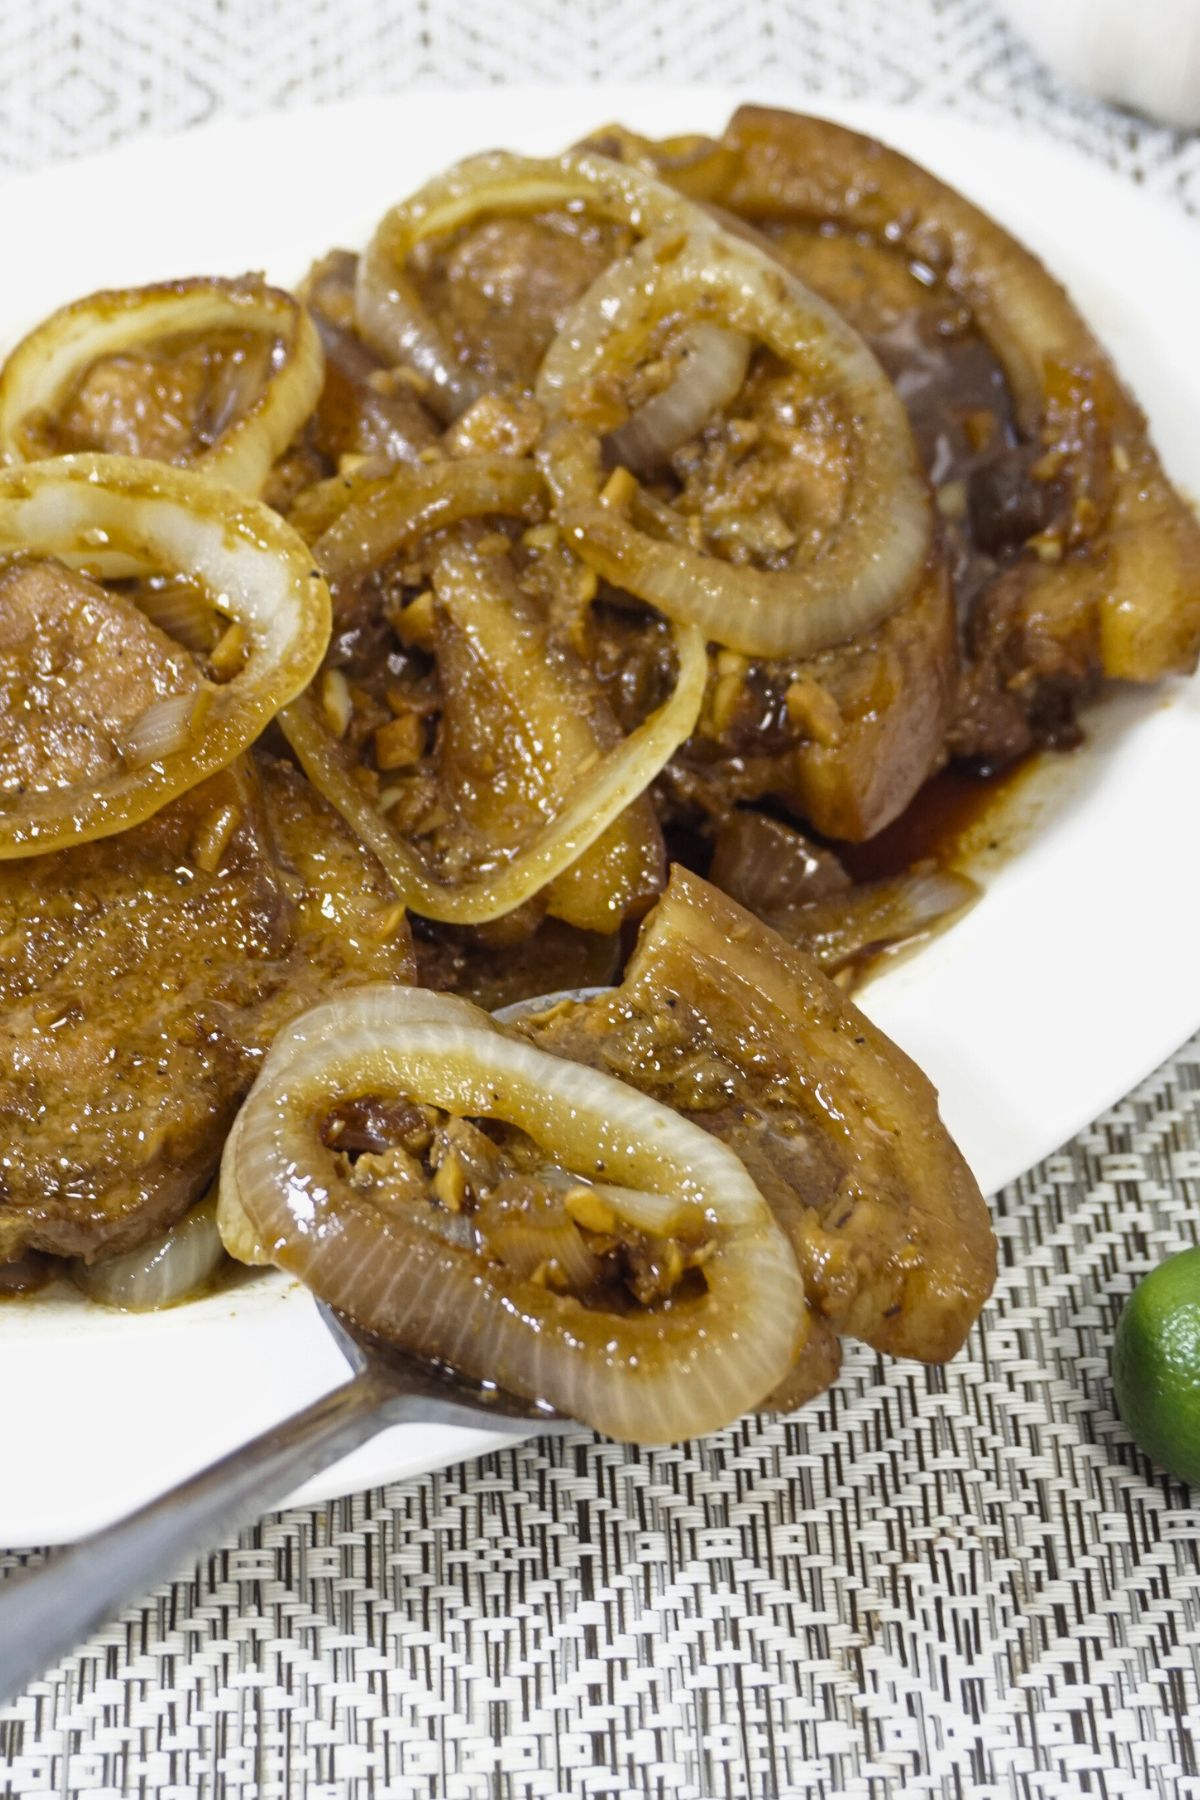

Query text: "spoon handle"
[0, 1368, 403, 1707]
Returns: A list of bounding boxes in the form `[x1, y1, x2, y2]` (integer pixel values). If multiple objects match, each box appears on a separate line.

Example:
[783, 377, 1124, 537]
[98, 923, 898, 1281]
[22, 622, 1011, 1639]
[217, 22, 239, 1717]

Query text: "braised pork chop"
[662, 557, 957, 841]
[0, 558, 412, 1263]
[719, 106, 1200, 768]
[0, 753, 413, 1263]
[520, 868, 994, 1385]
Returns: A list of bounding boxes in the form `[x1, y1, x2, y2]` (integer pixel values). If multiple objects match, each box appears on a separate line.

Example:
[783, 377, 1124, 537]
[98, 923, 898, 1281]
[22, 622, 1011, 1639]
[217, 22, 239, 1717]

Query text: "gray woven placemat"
[2, 4, 1200, 1795]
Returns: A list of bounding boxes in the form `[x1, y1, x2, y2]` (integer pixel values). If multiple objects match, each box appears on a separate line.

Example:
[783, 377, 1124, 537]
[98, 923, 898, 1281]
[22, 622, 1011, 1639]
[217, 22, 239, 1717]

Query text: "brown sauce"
[839, 753, 1044, 884]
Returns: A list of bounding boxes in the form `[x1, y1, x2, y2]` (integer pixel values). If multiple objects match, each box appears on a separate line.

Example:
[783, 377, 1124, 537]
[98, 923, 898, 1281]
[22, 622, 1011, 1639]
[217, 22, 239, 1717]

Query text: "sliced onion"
[131, 575, 222, 651]
[311, 455, 544, 598]
[220, 983, 807, 1442]
[477, 1192, 601, 1289]
[537, 227, 932, 659]
[709, 809, 851, 912]
[216, 1166, 271, 1268]
[71, 1190, 227, 1311]
[356, 148, 708, 420]
[604, 323, 751, 478]
[281, 569, 704, 924]
[765, 866, 980, 975]
[582, 1180, 706, 1238]
[0, 277, 324, 497]
[124, 689, 209, 768]
[0, 454, 330, 857]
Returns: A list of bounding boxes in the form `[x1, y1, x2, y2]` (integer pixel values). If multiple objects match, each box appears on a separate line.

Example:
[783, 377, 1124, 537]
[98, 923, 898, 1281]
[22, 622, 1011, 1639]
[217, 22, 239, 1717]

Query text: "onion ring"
[312, 454, 544, 605]
[717, 105, 1200, 683]
[282, 456, 686, 926]
[70, 1188, 226, 1311]
[281, 578, 704, 925]
[0, 454, 330, 857]
[356, 148, 708, 418]
[0, 277, 323, 498]
[537, 227, 932, 660]
[605, 322, 752, 478]
[220, 983, 808, 1442]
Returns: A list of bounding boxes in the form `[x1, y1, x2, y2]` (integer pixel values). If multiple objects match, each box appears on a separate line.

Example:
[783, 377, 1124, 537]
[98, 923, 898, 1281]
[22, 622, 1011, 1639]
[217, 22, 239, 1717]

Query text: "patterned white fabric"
[2, 4, 1200, 1796]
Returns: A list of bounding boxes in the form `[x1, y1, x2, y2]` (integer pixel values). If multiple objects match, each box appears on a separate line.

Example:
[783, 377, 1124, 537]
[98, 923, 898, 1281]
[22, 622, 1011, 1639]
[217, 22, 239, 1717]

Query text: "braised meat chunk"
[716, 105, 1200, 768]
[0, 548, 408, 1263]
[661, 555, 958, 841]
[0, 277, 321, 496]
[520, 867, 995, 1370]
[0, 749, 412, 1264]
[0, 555, 202, 796]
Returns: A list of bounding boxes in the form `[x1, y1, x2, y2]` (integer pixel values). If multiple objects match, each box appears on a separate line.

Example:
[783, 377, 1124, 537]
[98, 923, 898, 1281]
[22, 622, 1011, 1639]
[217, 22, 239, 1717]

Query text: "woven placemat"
[2, 4, 1200, 1795]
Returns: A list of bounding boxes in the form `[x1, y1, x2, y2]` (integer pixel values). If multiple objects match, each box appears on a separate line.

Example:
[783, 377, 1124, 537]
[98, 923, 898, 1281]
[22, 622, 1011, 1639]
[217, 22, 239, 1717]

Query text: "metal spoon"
[0, 1305, 564, 1706]
[0, 984, 598, 1708]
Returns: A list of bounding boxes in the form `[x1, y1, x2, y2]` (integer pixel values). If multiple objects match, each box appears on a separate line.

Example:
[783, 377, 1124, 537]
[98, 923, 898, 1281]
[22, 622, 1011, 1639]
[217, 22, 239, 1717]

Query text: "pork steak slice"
[0, 557, 412, 1263]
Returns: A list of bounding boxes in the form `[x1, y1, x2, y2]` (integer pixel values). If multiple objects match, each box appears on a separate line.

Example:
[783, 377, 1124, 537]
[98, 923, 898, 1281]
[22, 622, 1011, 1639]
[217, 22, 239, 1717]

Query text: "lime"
[1112, 1246, 1200, 1486]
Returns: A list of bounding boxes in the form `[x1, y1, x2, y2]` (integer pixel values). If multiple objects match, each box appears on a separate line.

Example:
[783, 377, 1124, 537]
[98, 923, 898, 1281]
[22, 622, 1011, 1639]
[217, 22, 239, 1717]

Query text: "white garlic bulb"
[997, 0, 1200, 127]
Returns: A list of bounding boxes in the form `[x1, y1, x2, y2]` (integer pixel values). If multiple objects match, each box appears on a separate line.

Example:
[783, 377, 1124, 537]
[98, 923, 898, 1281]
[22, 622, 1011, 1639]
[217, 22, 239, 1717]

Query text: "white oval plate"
[3, 85, 1198, 1547]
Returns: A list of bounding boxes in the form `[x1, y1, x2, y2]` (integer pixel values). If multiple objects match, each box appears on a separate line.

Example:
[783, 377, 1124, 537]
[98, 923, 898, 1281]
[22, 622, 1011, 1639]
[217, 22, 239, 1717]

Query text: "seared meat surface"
[0, 556, 200, 796]
[666, 558, 957, 840]
[410, 213, 633, 391]
[0, 552, 410, 1263]
[26, 329, 275, 465]
[0, 752, 412, 1262]
[758, 223, 1096, 767]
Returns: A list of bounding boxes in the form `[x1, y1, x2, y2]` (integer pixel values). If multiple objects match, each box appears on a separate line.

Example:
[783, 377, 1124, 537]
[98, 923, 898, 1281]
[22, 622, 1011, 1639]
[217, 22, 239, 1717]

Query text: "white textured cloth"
[2, 5, 1200, 1797]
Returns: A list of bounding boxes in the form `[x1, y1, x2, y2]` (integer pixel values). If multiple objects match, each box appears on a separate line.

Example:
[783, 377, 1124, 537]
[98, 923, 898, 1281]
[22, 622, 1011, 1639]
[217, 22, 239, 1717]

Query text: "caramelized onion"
[356, 148, 707, 419]
[605, 324, 752, 478]
[538, 227, 931, 659]
[282, 543, 704, 925]
[431, 530, 667, 930]
[581, 1180, 701, 1237]
[71, 1190, 227, 1311]
[0, 277, 323, 496]
[123, 689, 208, 768]
[0, 455, 330, 856]
[477, 1193, 602, 1290]
[132, 576, 222, 651]
[764, 866, 981, 976]
[220, 984, 807, 1441]
[311, 455, 544, 601]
